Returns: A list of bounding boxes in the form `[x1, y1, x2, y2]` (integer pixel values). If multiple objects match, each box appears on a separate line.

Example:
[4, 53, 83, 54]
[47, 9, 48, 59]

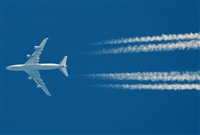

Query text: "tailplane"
[59, 56, 68, 77]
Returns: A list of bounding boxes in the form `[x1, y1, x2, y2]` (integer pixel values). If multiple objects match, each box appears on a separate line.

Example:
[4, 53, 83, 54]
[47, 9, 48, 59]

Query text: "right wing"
[25, 38, 48, 64]
[25, 70, 52, 96]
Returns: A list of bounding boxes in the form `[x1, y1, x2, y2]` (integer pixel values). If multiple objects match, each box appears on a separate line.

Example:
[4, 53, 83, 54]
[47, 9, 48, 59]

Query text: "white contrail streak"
[96, 32, 200, 45]
[87, 71, 200, 82]
[99, 84, 200, 91]
[94, 40, 200, 54]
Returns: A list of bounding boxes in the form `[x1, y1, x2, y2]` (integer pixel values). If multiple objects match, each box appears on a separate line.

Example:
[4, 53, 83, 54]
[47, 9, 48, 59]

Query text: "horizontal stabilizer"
[59, 67, 68, 77]
[59, 56, 67, 66]
[59, 56, 68, 77]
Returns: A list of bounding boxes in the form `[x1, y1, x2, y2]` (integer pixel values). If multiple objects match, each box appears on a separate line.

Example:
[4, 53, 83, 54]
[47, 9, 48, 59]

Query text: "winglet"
[41, 85, 52, 96]
[39, 38, 49, 48]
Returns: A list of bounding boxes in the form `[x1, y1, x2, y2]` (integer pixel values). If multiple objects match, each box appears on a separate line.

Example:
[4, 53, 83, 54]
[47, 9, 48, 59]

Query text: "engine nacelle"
[28, 77, 33, 80]
[37, 85, 42, 88]
[34, 46, 40, 49]
[27, 54, 32, 58]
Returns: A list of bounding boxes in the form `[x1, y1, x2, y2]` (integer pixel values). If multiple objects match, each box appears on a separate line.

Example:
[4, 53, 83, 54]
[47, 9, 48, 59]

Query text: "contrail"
[87, 71, 200, 82]
[99, 84, 200, 91]
[96, 32, 200, 45]
[94, 40, 200, 54]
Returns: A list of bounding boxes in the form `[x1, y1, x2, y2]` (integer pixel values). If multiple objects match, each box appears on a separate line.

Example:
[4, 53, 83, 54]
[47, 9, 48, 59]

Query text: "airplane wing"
[25, 70, 52, 96]
[25, 38, 48, 64]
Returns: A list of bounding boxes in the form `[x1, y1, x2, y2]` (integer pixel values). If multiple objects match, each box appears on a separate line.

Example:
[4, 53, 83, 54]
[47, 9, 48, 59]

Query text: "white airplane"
[6, 38, 68, 96]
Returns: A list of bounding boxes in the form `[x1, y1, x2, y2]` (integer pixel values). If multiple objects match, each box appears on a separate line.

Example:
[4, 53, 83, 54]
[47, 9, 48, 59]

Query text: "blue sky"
[1, 0, 199, 134]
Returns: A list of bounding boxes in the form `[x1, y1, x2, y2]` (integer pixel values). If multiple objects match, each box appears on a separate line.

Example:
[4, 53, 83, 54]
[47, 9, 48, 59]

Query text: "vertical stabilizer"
[59, 56, 68, 77]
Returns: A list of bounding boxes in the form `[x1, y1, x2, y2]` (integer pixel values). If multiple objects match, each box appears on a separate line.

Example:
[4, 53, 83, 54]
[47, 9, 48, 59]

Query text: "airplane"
[6, 38, 68, 96]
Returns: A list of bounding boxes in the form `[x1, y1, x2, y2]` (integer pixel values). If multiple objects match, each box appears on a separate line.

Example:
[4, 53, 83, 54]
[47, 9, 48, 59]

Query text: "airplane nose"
[6, 66, 11, 70]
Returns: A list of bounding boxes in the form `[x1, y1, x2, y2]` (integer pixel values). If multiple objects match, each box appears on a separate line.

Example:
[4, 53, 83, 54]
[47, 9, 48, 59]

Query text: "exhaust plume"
[94, 40, 200, 54]
[87, 71, 200, 82]
[96, 32, 200, 45]
[100, 84, 200, 91]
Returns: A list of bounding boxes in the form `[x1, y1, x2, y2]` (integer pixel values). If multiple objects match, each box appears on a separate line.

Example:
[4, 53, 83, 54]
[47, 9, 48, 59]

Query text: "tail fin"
[59, 56, 68, 77]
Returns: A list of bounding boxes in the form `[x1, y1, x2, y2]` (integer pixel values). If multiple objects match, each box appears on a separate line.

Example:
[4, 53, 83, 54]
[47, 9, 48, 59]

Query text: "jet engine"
[34, 46, 40, 49]
[28, 77, 33, 80]
[37, 85, 42, 88]
[27, 54, 32, 58]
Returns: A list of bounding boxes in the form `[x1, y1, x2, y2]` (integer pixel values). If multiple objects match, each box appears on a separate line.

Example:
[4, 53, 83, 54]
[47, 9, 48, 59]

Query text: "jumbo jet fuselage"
[6, 63, 65, 71]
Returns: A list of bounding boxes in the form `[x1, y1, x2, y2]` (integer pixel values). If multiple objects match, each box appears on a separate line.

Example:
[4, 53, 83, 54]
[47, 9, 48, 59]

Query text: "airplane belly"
[40, 66, 57, 70]
[39, 64, 60, 70]
[23, 65, 41, 70]
[23, 64, 59, 70]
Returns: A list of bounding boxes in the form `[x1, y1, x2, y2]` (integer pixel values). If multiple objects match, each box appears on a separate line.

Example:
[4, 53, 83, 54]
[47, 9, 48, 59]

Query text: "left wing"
[25, 70, 51, 96]
[25, 38, 48, 64]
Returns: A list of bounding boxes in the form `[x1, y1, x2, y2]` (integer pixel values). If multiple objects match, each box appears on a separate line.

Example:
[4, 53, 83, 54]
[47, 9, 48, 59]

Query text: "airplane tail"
[59, 56, 68, 77]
